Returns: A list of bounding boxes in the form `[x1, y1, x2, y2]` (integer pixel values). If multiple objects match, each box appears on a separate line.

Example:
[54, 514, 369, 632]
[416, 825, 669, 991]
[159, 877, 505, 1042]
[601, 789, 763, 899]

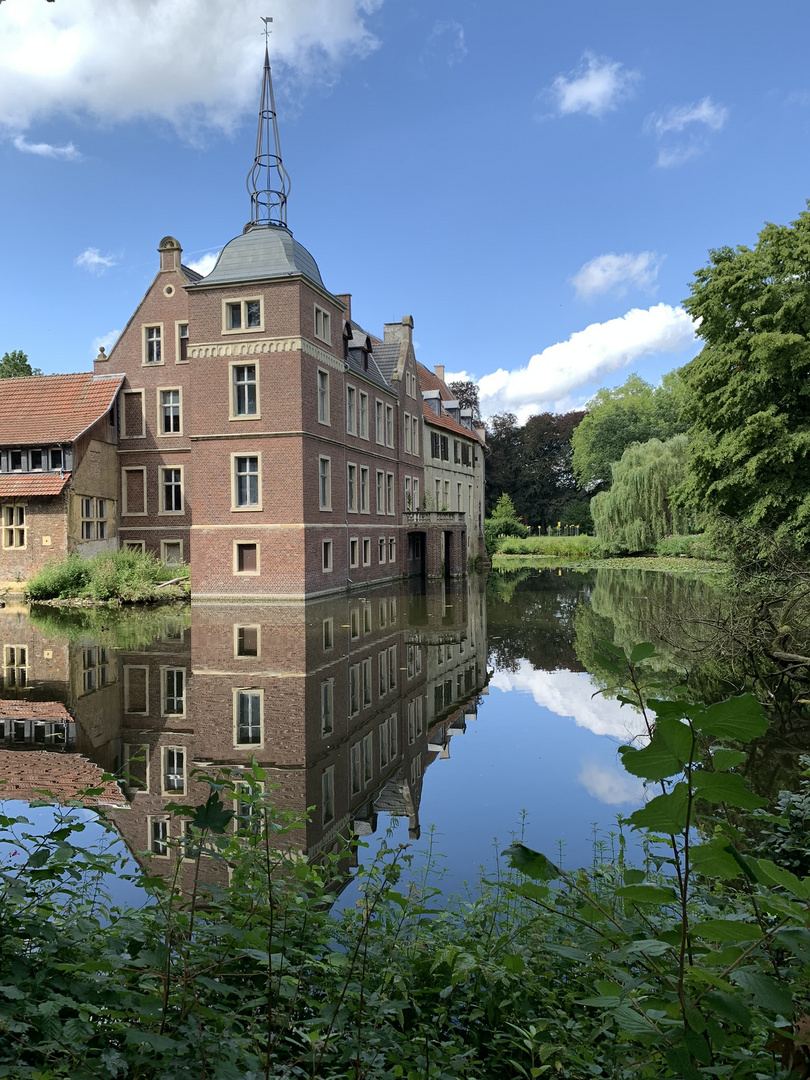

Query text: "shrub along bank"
[1, 643, 809, 1078]
[26, 548, 189, 604]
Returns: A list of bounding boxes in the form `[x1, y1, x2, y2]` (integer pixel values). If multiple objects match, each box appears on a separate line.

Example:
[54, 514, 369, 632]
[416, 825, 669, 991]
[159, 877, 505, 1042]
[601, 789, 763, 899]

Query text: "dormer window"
[50, 448, 63, 470]
[9, 451, 22, 471]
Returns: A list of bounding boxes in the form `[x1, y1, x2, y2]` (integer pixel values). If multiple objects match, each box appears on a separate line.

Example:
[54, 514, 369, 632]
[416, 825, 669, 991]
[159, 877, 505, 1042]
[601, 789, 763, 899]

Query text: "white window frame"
[230, 362, 260, 420]
[234, 542, 260, 576]
[404, 412, 412, 453]
[376, 470, 384, 515]
[349, 536, 359, 568]
[149, 816, 170, 857]
[317, 368, 330, 425]
[321, 678, 334, 735]
[362, 537, 371, 566]
[143, 324, 164, 365]
[322, 539, 333, 573]
[233, 688, 264, 747]
[157, 386, 182, 436]
[319, 456, 332, 511]
[385, 404, 394, 448]
[80, 497, 108, 541]
[175, 321, 189, 364]
[358, 391, 369, 439]
[386, 473, 395, 515]
[360, 466, 369, 513]
[375, 400, 384, 444]
[161, 745, 186, 795]
[231, 453, 262, 511]
[159, 465, 185, 516]
[314, 305, 331, 345]
[234, 624, 261, 659]
[378, 536, 386, 564]
[346, 385, 357, 436]
[346, 462, 357, 513]
[160, 539, 184, 566]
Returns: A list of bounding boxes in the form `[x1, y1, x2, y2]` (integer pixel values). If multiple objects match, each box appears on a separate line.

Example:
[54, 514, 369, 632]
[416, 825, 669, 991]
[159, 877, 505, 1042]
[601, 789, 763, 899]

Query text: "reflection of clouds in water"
[578, 761, 645, 806]
[490, 662, 649, 741]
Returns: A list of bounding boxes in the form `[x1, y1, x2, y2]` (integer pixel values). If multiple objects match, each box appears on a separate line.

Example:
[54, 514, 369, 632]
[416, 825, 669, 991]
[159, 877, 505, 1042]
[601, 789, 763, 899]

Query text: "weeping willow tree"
[590, 434, 693, 554]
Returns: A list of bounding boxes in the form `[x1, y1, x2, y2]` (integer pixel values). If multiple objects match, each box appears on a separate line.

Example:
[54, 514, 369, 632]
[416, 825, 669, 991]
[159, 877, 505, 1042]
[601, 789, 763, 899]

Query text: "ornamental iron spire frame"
[247, 17, 290, 229]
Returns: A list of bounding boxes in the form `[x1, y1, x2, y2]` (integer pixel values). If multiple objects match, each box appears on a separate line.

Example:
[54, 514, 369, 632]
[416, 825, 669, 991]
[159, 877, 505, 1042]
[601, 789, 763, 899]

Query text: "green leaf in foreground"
[628, 783, 689, 833]
[692, 695, 768, 741]
[691, 771, 767, 810]
[503, 842, 560, 881]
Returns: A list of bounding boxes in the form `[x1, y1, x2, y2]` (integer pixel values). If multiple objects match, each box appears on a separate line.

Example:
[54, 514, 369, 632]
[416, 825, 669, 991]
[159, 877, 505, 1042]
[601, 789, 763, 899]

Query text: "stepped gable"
[0, 372, 124, 445]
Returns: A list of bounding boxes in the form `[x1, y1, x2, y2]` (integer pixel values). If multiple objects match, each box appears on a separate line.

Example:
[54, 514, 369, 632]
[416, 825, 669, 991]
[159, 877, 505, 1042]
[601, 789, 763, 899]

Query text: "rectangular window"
[361, 657, 372, 707]
[151, 818, 169, 857]
[122, 391, 145, 439]
[375, 400, 384, 444]
[161, 539, 183, 566]
[177, 322, 189, 363]
[404, 412, 412, 452]
[379, 720, 390, 769]
[235, 689, 263, 745]
[454, 439, 461, 464]
[160, 389, 181, 433]
[163, 747, 185, 794]
[321, 679, 334, 734]
[232, 365, 258, 417]
[346, 385, 357, 435]
[234, 455, 260, 508]
[124, 744, 149, 792]
[376, 470, 384, 514]
[236, 625, 260, 657]
[378, 536, 386, 563]
[124, 665, 149, 714]
[350, 743, 362, 796]
[350, 607, 360, 639]
[385, 404, 394, 447]
[225, 299, 262, 331]
[362, 537, 371, 566]
[358, 391, 369, 438]
[388, 537, 396, 563]
[235, 543, 259, 574]
[322, 617, 334, 649]
[82, 646, 109, 692]
[29, 449, 42, 471]
[162, 668, 185, 716]
[363, 601, 372, 633]
[50, 448, 64, 470]
[9, 450, 22, 471]
[412, 417, 419, 456]
[145, 325, 162, 364]
[359, 466, 369, 512]
[322, 765, 335, 825]
[4, 645, 27, 688]
[458, 482, 463, 511]
[378, 650, 387, 698]
[405, 475, 411, 510]
[349, 537, 359, 568]
[349, 664, 360, 716]
[347, 463, 357, 512]
[319, 456, 331, 510]
[388, 645, 397, 691]
[161, 467, 183, 513]
[2, 505, 25, 549]
[322, 539, 333, 572]
[435, 479, 441, 508]
[386, 473, 394, 515]
[81, 497, 107, 540]
[363, 732, 374, 785]
[314, 305, 331, 344]
[444, 481, 450, 509]
[431, 431, 440, 459]
[317, 369, 330, 424]
[413, 477, 420, 509]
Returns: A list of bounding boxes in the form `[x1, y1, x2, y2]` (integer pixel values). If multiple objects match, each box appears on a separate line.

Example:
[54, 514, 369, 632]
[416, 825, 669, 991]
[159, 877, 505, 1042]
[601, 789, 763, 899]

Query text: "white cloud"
[647, 96, 728, 168]
[75, 248, 117, 274]
[489, 663, 649, 742]
[546, 52, 639, 118]
[478, 303, 696, 420]
[424, 20, 467, 67]
[187, 251, 221, 277]
[12, 135, 82, 160]
[650, 97, 728, 136]
[571, 251, 661, 299]
[0, 0, 382, 137]
[91, 329, 120, 358]
[578, 762, 645, 806]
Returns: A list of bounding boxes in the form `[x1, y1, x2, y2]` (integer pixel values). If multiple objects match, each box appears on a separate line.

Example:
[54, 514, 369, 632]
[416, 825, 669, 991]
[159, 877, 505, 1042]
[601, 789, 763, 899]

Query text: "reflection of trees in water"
[487, 568, 594, 673]
[573, 568, 810, 799]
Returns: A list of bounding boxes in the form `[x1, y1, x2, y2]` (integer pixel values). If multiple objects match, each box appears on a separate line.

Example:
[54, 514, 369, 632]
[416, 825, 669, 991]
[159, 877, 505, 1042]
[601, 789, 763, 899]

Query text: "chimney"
[434, 364, 445, 383]
[158, 235, 182, 273]
[335, 293, 352, 320]
[383, 315, 414, 345]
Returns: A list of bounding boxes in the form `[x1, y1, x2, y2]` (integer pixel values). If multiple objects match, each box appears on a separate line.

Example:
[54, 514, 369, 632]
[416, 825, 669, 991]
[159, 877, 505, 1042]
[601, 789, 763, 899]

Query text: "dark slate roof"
[0, 373, 124, 446]
[372, 341, 400, 381]
[189, 224, 325, 290]
[344, 320, 393, 393]
[181, 264, 203, 283]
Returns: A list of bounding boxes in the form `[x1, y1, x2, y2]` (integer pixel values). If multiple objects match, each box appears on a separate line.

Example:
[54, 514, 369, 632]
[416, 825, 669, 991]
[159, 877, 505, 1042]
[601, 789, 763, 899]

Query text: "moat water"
[2, 565, 792, 902]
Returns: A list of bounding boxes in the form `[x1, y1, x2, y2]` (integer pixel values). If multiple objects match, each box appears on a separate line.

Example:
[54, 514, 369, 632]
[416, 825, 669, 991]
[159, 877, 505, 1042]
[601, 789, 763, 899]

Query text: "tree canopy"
[680, 206, 810, 548]
[571, 372, 686, 492]
[448, 379, 481, 420]
[590, 434, 692, 553]
[0, 350, 42, 378]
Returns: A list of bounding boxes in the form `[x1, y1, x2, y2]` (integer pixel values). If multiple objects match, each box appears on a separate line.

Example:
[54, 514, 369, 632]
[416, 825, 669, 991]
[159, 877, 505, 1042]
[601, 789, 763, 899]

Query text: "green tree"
[680, 205, 810, 549]
[484, 491, 530, 553]
[448, 378, 481, 420]
[590, 434, 692, 553]
[0, 350, 42, 378]
[572, 372, 686, 491]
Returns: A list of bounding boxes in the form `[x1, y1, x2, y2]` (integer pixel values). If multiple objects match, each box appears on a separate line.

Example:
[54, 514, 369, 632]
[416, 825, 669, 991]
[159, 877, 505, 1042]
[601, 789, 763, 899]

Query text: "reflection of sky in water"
[350, 663, 647, 902]
[0, 801, 147, 912]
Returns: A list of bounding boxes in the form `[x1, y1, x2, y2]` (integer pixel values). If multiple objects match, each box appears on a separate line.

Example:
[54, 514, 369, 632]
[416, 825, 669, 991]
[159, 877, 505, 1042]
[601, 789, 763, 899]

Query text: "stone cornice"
[188, 336, 345, 372]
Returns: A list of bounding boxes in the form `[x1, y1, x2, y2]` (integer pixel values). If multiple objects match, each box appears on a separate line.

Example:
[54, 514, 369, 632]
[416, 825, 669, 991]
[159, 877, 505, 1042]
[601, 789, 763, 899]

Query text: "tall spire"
[247, 18, 290, 229]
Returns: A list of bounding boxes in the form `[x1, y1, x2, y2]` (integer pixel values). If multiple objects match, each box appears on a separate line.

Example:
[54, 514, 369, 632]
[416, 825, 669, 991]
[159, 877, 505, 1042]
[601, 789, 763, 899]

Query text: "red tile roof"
[0, 749, 126, 807]
[0, 373, 124, 446]
[0, 473, 71, 498]
[416, 362, 484, 444]
[0, 700, 71, 721]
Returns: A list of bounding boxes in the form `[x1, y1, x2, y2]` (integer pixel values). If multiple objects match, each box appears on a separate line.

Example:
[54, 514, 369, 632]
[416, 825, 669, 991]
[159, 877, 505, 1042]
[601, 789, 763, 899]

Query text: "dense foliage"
[485, 410, 590, 529]
[26, 549, 189, 602]
[2, 659, 810, 1079]
[484, 492, 530, 554]
[0, 349, 42, 378]
[679, 207, 810, 550]
[591, 435, 693, 554]
[572, 373, 686, 493]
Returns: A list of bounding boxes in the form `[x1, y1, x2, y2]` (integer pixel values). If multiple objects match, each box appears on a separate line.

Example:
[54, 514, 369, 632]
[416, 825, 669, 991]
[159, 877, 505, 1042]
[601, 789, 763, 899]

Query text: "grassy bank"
[492, 552, 724, 574]
[26, 549, 189, 604]
[492, 533, 724, 574]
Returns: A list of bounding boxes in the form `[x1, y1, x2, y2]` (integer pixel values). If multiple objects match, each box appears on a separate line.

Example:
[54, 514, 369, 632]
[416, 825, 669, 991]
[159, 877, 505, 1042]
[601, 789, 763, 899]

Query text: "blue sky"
[2, 0, 810, 421]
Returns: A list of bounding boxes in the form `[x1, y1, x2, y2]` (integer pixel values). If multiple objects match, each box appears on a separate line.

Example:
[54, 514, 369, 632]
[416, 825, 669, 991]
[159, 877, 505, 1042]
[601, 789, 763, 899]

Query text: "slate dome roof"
[192, 224, 325, 290]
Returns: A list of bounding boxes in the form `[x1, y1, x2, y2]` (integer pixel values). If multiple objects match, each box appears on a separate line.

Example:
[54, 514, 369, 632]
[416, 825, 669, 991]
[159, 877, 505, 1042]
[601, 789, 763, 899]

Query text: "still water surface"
[0, 568, 721, 899]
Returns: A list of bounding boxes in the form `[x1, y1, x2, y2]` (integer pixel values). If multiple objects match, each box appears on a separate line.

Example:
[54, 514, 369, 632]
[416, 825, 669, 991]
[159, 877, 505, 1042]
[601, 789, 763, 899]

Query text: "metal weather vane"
[247, 15, 291, 229]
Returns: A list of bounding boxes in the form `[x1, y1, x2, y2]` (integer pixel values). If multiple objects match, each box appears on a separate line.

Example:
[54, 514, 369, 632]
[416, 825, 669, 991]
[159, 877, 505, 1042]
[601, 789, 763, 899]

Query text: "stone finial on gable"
[95, 346, 108, 363]
[158, 236, 182, 272]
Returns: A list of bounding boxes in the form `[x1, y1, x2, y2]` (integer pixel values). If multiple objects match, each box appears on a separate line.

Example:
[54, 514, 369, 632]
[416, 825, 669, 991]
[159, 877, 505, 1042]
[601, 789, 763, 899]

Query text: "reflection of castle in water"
[0, 582, 487, 883]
